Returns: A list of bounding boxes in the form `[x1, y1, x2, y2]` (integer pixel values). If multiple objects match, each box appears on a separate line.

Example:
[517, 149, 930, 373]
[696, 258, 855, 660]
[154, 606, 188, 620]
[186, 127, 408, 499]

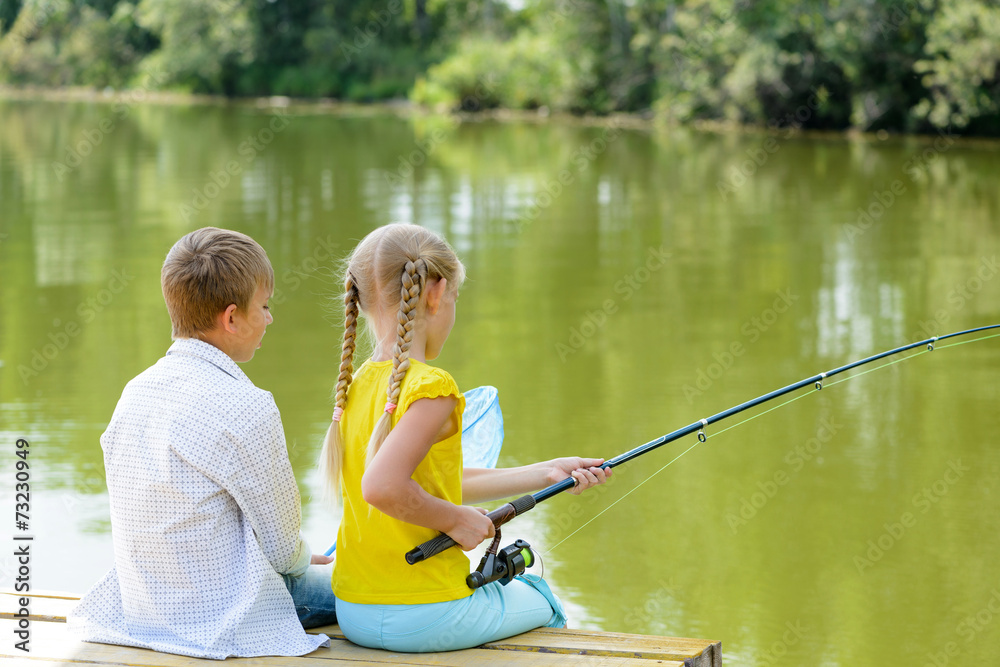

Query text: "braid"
[334, 274, 360, 415]
[365, 258, 427, 465]
[386, 259, 426, 408]
[319, 274, 360, 502]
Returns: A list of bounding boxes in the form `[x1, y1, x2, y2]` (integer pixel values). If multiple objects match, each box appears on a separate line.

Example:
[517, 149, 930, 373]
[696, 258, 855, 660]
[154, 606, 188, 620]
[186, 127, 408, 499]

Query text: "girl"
[322, 223, 610, 652]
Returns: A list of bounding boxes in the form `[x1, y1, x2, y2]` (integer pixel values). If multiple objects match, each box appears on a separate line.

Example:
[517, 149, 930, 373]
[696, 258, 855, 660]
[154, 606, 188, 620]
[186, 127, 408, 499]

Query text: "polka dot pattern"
[69, 338, 330, 659]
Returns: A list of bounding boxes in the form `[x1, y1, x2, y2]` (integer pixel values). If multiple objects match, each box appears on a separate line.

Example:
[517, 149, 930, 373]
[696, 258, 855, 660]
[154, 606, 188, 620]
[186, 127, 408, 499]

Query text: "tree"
[134, 0, 256, 93]
[913, 0, 1000, 134]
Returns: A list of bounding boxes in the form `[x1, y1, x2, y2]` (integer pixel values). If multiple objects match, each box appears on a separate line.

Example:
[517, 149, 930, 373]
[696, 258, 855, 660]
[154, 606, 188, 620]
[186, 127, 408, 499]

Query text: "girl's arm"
[362, 396, 495, 551]
[463, 458, 611, 505]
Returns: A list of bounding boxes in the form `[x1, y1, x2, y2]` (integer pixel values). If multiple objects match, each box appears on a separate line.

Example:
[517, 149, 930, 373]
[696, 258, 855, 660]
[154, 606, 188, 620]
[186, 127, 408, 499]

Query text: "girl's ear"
[424, 278, 448, 315]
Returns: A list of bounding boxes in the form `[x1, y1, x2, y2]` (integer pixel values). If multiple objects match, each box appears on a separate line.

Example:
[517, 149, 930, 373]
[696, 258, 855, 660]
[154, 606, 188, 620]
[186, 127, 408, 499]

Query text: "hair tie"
[332, 406, 344, 422]
[384, 402, 397, 415]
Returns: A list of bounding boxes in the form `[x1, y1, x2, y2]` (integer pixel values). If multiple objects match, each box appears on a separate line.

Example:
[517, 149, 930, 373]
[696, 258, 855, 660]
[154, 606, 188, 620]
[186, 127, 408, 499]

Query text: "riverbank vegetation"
[1, 0, 998, 135]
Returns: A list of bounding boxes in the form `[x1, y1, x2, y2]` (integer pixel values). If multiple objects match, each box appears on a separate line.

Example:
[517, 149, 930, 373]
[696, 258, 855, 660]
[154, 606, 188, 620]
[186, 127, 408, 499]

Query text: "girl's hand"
[446, 506, 496, 551]
[311, 553, 334, 565]
[546, 457, 612, 495]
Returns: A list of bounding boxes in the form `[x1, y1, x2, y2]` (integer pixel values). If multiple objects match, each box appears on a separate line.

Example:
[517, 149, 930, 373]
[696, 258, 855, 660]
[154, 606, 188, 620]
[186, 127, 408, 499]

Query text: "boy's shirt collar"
[166, 337, 252, 384]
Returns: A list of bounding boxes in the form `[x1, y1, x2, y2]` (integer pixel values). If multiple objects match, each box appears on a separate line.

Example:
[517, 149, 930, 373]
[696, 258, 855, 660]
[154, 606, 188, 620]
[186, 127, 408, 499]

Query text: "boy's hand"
[447, 506, 496, 551]
[546, 457, 612, 495]
[311, 554, 334, 565]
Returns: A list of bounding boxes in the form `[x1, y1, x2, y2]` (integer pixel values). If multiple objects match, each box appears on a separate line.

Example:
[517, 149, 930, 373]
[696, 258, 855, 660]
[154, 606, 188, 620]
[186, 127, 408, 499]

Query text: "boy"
[70, 228, 335, 659]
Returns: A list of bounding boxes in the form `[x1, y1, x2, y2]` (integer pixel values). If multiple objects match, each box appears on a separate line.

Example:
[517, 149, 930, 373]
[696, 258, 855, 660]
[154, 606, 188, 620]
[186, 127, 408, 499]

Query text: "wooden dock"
[1, 591, 721, 666]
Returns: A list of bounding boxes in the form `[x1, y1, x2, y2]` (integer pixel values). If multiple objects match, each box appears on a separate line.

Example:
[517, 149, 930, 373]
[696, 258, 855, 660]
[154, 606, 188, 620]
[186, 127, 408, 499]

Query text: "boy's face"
[230, 285, 273, 362]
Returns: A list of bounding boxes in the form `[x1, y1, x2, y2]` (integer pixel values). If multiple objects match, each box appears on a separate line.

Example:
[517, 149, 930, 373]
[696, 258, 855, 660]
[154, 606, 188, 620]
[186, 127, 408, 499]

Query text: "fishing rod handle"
[405, 494, 537, 564]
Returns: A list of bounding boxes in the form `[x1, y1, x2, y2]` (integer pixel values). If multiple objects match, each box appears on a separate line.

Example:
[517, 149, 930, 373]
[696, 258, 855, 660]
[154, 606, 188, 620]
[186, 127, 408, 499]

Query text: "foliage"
[133, 0, 255, 93]
[0, 0, 153, 88]
[913, 0, 1000, 134]
[411, 31, 596, 112]
[641, 0, 929, 130]
[1, 0, 999, 135]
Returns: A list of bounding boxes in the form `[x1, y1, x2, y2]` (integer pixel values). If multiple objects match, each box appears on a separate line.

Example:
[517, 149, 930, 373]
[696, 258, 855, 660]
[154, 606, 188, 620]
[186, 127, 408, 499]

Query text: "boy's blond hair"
[161, 227, 274, 339]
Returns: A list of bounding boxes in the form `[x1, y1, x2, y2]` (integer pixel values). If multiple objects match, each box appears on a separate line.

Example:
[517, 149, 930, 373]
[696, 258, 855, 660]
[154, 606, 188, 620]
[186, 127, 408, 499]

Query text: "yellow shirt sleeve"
[396, 366, 464, 420]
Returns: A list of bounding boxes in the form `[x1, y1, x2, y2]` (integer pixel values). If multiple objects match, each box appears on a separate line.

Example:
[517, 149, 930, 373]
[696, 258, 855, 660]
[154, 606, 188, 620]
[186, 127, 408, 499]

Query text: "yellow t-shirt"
[332, 358, 472, 604]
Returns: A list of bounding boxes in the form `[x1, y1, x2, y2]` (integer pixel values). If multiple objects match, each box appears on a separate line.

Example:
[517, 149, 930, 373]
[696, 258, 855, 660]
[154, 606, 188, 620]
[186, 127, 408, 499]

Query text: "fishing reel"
[466, 529, 541, 589]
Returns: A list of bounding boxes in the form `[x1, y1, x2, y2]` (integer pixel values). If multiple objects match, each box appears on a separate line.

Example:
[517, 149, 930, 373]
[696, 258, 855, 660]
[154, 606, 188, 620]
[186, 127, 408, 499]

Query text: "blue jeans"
[282, 564, 338, 629]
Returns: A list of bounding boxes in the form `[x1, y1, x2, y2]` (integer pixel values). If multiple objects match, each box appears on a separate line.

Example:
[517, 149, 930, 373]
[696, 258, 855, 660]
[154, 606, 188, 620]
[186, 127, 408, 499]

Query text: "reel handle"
[467, 537, 533, 589]
[405, 494, 536, 564]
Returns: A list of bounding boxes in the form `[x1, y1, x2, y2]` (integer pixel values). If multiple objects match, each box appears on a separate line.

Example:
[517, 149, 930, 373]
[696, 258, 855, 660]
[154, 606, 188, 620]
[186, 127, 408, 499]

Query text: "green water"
[2, 98, 999, 665]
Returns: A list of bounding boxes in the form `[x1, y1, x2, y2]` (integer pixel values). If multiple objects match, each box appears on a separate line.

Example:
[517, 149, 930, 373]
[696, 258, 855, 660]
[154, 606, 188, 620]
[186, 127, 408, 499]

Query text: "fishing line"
[542, 383, 827, 555]
[936, 331, 1000, 350]
[542, 438, 703, 555]
[542, 331, 1000, 555]
[405, 325, 1000, 565]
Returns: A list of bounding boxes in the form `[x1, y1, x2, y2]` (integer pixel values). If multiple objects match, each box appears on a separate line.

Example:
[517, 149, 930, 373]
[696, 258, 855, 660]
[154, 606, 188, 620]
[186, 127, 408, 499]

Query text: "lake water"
[1, 97, 999, 665]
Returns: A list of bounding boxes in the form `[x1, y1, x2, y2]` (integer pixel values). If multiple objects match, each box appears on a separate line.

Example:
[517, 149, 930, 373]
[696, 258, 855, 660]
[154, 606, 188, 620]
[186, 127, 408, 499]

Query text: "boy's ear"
[425, 278, 448, 315]
[218, 303, 240, 334]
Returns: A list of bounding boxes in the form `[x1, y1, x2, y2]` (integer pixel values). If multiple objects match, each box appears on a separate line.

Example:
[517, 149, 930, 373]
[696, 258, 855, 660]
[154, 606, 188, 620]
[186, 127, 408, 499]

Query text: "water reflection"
[1, 98, 999, 666]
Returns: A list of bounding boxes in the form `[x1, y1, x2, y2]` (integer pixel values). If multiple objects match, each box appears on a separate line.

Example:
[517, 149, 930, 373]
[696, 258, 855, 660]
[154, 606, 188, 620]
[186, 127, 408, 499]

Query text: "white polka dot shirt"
[69, 338, 330, 659]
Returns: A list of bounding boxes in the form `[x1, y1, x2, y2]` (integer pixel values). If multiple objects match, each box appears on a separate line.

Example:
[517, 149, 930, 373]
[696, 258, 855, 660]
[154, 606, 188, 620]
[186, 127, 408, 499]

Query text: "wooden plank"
[315, 634, 675, 666]
[0, 661, 89, 667]
[0, 593, 74, 623]
[0, 621, 679, 666]
[0, 589, 83, 600]
[309, 624, 344, 639]
[253, 624, 708, 666]
[1, 594, 713, 665]
[0, 622, 385, 666]
[483, 627, 721, 667]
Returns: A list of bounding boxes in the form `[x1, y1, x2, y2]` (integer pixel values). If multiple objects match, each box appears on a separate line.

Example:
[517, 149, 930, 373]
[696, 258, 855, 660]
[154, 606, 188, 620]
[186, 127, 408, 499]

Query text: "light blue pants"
[335, 574, 566, 652]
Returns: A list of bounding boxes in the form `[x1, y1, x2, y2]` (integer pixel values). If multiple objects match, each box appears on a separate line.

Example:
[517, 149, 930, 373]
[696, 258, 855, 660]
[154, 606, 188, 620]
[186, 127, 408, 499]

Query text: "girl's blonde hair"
[320, 223, 465, 499]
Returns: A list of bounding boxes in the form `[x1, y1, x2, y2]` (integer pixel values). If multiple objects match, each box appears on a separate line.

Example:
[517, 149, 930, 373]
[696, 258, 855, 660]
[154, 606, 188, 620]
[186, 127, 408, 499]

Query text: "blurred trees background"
[1, 0, 998, 135]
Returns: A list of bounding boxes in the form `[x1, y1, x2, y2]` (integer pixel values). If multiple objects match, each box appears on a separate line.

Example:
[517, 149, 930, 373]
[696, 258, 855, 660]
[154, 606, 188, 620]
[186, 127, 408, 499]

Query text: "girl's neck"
[371, 335, 427, 364]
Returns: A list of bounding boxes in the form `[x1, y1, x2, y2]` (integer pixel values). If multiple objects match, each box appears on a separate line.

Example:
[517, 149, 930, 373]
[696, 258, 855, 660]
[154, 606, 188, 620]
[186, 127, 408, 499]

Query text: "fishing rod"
[405, 324, 1000, 566]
